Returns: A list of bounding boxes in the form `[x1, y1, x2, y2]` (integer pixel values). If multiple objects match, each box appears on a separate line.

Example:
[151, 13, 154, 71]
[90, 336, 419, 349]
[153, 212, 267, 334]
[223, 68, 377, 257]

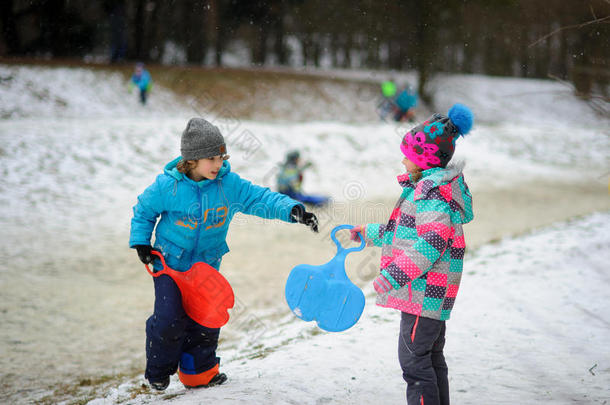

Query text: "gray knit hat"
[180, 118, 228, 160]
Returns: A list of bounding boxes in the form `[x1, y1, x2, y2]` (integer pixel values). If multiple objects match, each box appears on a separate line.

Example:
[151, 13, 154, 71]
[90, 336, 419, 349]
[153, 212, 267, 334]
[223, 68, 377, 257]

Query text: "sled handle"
[331, 224, 365, 254]
[144, 250, 167, 277]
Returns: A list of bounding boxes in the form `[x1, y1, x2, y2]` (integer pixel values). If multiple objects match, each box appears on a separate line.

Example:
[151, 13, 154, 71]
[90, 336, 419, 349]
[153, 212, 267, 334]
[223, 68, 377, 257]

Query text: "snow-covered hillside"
[0, 64, 187, 118]
[1, 64, 607, 270]
[0, 63, 608, 405]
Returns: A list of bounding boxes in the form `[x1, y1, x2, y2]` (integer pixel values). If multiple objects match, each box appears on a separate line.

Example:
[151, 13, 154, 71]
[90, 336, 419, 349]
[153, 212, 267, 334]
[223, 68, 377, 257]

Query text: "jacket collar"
[397, 161, 466, 190]
[396, 161, 473, 224]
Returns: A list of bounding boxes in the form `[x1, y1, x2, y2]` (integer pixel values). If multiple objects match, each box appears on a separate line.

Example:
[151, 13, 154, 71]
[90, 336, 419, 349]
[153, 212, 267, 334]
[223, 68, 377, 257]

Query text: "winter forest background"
[1, 0, 609, 104]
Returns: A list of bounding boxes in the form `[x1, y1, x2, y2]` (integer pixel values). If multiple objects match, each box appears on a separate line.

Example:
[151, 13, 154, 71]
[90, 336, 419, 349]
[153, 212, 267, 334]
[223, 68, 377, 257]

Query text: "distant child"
[392, 84, 418, 122]
[129, 118, 318, 391]
[351, 104, 474, 404]
[130, 62, 151, 105]
[276, 150, 328, 206]
[277, 150, 310, 197]
[378, 81, 417, 122]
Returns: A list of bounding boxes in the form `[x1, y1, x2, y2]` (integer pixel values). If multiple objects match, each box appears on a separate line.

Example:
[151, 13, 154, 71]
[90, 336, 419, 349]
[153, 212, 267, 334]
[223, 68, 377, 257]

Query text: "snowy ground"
[0, 64, 608, 404]
[89, 212, 610, 405]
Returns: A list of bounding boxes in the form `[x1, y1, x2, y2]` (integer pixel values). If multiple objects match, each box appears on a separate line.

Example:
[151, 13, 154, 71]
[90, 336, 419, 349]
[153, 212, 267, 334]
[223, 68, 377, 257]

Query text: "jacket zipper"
[193, 185, 202, 262]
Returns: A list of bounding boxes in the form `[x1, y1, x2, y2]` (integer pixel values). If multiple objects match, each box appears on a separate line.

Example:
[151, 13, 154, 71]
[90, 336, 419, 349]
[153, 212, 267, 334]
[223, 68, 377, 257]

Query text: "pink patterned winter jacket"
[365, 163, 473, 321]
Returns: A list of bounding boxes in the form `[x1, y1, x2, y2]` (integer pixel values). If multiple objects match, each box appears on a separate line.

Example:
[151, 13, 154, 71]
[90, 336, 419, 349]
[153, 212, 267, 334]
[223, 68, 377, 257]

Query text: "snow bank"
[88, 212, 610, 405]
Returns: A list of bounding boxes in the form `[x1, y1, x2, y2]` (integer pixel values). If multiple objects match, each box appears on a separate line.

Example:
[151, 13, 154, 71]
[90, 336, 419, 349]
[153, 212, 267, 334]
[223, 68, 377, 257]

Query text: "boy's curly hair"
[176, 159, 197, 174]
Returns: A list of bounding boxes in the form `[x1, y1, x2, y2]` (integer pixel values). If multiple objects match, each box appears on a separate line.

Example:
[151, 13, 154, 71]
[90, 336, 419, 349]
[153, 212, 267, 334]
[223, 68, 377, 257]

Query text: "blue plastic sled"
[285, 224, 365, 332]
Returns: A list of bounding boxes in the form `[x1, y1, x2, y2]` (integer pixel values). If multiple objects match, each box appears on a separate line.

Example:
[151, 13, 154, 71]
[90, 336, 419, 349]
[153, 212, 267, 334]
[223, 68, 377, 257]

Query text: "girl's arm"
[129, 177, 165, 247]
[377, 200, 452, 291]
[364, 223, 386, 247]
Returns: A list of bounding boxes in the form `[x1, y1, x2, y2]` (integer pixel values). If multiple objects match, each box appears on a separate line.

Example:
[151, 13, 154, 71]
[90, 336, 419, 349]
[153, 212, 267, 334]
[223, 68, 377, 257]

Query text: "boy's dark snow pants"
[145, 274, 220, 383]
[398, 312, 449, 405]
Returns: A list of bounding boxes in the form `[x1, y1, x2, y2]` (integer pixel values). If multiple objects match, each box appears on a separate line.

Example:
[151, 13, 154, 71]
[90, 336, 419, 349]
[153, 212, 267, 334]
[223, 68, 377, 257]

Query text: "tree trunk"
[41, 0, 67, 56]
[213, 0, 224, 66]
[518, 31, 530, 77]
[215, 0, 237, 66]
[312, 34, 321, 67]
[207, 0, 218, 65]
[215, 30, 224, 66]
[342, 33, 352, 68]
[0, 0, 21, 55]
[533, 23, 551, 78]
[557, 27, 568, 78]
[366, 36, 379, 68]
[330, 31, 339, 67]
[462, 4, 478, 74]
[273, 2, 287, 65]
[413, 1, 436, 105]
[301, 32, 311, 66]
[107, 0, 128, 63]
[133, 0, 146, 59]
[146, 1, 161, 62]
[184, 0, 207, 64]
[251, 25, 268, 65]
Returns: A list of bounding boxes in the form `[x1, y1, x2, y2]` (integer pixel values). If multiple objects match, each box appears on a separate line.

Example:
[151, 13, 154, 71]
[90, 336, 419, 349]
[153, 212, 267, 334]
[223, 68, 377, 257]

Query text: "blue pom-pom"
[448, 103, 473, 135]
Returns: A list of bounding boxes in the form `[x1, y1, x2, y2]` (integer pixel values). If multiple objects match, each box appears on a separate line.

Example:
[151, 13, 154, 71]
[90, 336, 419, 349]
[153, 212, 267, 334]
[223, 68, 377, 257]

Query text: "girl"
[129, 118, 318, 390]
[351, 104, 474, 404]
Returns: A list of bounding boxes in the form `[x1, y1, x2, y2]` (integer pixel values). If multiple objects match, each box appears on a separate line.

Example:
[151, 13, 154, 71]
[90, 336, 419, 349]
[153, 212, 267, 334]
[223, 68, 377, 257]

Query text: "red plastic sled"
[145, 251, 235, 328]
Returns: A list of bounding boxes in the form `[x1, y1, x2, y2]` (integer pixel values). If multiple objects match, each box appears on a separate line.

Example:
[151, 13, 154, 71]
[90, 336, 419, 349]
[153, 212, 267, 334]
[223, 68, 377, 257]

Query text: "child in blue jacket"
[129, 118, 318, 390]
[130, 62, 151, 105]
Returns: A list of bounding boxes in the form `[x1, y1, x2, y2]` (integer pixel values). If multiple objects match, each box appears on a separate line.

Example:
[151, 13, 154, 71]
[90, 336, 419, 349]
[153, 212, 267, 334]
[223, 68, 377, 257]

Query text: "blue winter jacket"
[130, 157, 302, 271]
[395, 88, 417, 111]
[131, 70, 151, 91]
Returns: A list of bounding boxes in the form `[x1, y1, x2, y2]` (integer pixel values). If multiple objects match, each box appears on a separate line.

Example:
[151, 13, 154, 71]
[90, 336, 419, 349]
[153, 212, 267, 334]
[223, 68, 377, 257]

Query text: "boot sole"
[184, 373, 227, 389]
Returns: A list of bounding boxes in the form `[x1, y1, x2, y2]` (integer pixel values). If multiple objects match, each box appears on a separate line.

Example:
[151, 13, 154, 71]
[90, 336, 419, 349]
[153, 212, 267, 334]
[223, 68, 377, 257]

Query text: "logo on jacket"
[175, 206, 228, 231]
[176, 218, 198, 230]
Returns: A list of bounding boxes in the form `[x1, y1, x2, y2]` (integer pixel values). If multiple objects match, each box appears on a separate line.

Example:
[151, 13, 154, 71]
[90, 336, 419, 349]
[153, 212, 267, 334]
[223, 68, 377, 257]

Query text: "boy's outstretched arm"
[232, 174, 317, 231]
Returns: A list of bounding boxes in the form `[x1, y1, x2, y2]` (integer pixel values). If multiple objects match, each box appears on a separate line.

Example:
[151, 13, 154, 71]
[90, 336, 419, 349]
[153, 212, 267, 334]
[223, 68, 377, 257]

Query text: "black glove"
[290, 205, 319, 233]
[134, 245, 155, 264]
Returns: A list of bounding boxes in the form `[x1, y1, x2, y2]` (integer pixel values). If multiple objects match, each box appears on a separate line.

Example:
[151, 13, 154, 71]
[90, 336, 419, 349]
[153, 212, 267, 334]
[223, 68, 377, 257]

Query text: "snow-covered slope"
[0, 64, 187, 119]
[302, 67, 609, 127]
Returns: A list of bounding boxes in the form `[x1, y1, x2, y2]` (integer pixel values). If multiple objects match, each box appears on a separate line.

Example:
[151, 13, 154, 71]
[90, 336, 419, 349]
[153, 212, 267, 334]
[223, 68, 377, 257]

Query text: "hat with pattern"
[400, 103, 473, 169]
